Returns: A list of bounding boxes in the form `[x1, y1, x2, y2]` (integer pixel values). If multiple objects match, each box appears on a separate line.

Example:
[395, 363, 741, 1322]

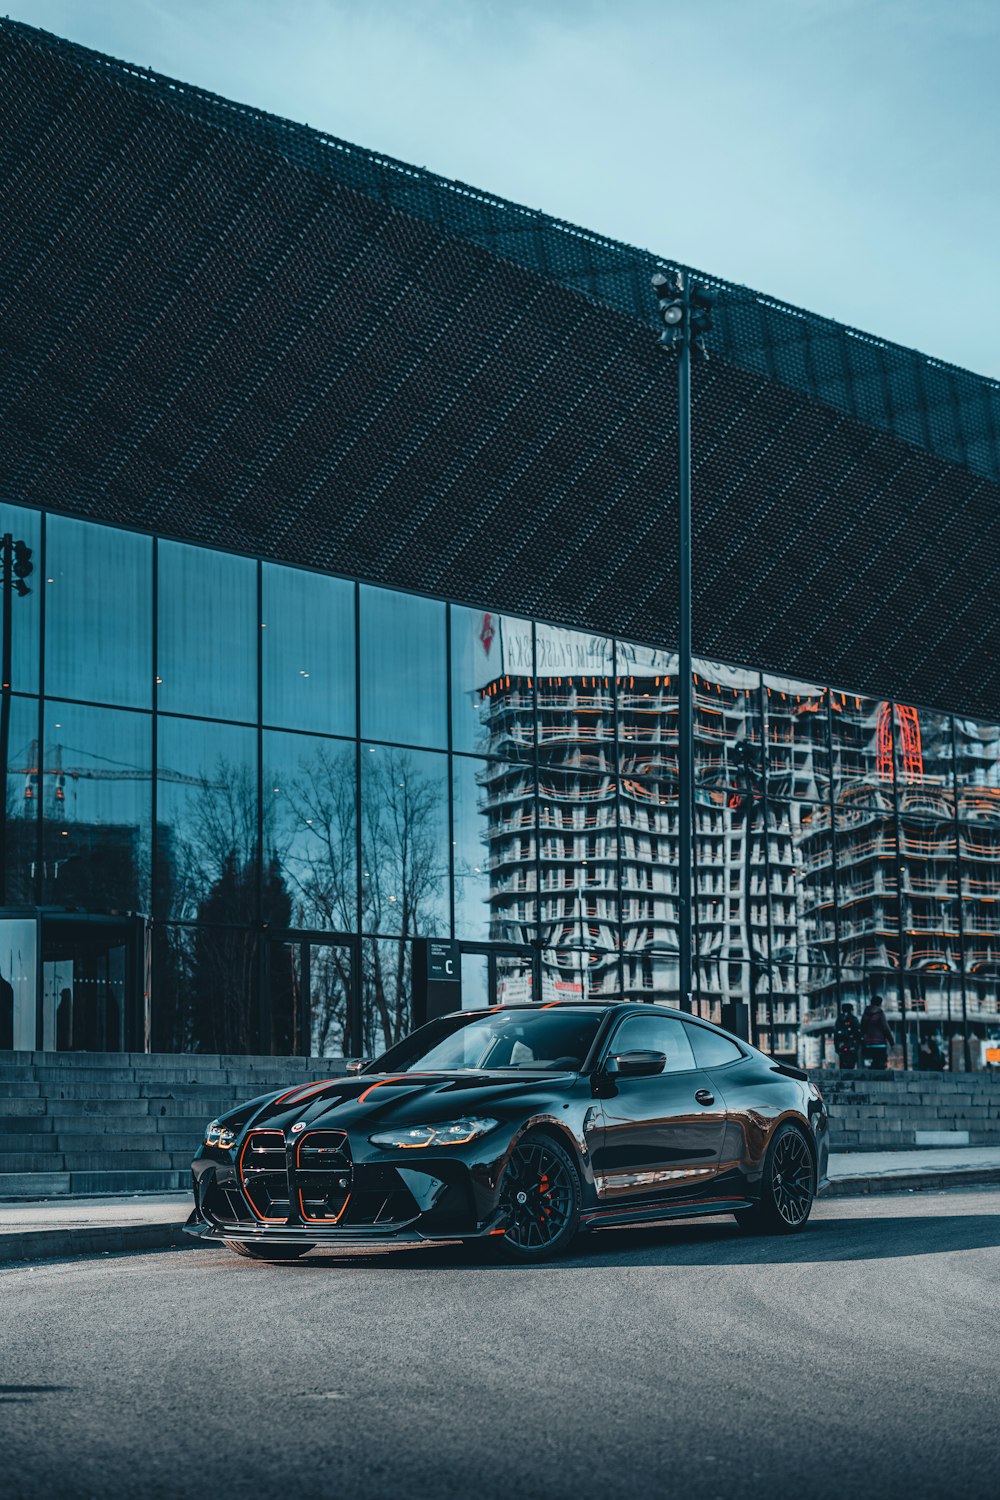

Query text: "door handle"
[694, 1089, 715, 1106]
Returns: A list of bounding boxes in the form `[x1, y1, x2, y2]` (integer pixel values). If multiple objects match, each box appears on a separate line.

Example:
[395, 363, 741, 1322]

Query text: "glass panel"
[540, 947, 619, 1003]
[359, 585, 446, 749]
[535, 624, 614, 770]
[893, 705, 955, 818]
[453, 755, 536, 944]
[762, 675, 829, 801]
[3, 694, 39, 903]
[685, 1021, 743, 1068]
[41, 701, 151, 911]
[538, 768, 618, 948]
[495, 951, 535, 1005]
[268, 940, 354, 1059]
[616, 640, 677, 778]
[155, 716, 257, 923]
[362, 935, 414, 1055]
[263, 731, 357, 932]
[0, 916, 36, 1050]
[620, 774, 677, 977]
[157, 923, 259, 1054]
[450, 605, 533, 758]
[899, 814, 960, 972]
[45, 516, 152, 708]
[830, 690, 894, 809]
[157, 541, 256, 723]
[262, 563, 356, 736]
[960, 831, 1000, 982]
[460, 950, 489, 1010]
[835, 807, 898, 971]
[360, 744, 449, 937]
[954, 717, 1000, 823]
[0, 504, 41, 693]
[41, 920, 131, 1053]
[693, 657, 760, 789]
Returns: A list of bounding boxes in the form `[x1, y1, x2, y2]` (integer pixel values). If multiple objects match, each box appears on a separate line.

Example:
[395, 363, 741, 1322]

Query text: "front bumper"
[187, 1131, 510, 1248]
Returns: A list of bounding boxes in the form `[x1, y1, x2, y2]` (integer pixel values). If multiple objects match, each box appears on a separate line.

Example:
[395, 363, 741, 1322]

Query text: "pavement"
[2, 1187, 999, 1500]
[2, 1145, 1000, 1263]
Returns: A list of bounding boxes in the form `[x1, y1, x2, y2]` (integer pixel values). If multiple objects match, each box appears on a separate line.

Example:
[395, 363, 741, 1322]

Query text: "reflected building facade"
[2, 500, 997, 1067]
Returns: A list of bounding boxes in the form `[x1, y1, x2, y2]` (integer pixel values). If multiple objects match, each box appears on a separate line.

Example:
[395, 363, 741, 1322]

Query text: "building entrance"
[265, 933, 360, 1058]
[459, 945, 537, 1009]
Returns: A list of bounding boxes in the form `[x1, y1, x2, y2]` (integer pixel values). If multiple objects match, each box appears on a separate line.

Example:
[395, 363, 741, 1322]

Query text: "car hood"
[247, 1070, 578, 1132]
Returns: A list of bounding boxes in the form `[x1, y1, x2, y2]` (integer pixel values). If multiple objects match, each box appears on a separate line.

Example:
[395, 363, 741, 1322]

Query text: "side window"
[609, 1013, 696, 1074]
[684, 1022, 743, 1069]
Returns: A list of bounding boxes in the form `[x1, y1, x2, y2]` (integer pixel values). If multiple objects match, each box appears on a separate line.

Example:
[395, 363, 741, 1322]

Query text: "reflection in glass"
[616, 641, 677, 777]
[961, 824, 1000, 987]
[362, 935, 414, 1055]
[694, 658, 760, 789]
[893, 705, 955, 818]
[899, 814, 959, 971]
[0, 504, 41, 693]
[835, 807, 898, 971]
[450, 605, 533, 758]
[361, 744, 449, 937]
[538, 768, 618, 950]
[540, 947, 619, 1003]
[495, 952, 536, 1005]
[154, 922, 259, 1054]
[158, 540, 256, 723]
[0, 916, 37, 1050]
[954, 717, 1000, 823]
[41, 700, 151, 911]
[620, 774, 677, 984]
[3, 694, 39, 904]
[45, 516, 152, 708]
[453, 755, 535, 944]
[763, 675, 829, 800]
[264, 732, 357, 931]
[262, 564, 356, 735]
[536, 624, 614, 769]
[268, 939, 354, 1058]
[830, 690, 894, 808]
[359, 585, 446, 749]
[155, 716, 257, 923]
[461, 950, 489, 1010]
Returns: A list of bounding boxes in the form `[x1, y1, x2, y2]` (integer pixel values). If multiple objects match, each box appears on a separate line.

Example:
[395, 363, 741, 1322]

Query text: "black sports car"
[186, 1002, 829, 1262]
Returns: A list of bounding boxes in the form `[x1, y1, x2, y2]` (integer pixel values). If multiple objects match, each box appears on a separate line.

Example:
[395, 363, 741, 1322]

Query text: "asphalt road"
[2, 1188, 999, 1500]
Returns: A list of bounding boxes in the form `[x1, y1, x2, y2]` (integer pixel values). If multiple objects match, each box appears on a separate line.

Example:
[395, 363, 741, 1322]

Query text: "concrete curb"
[826, 1167, 1000, 1198]
[0, 1221, 206, 1264]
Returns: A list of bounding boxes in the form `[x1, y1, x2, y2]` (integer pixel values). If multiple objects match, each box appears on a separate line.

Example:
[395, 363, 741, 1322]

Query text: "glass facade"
[1, 502, 998, 1066]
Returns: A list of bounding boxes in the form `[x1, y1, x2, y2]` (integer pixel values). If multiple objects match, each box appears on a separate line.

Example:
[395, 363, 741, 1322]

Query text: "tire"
[497, 1130, 581, 1262]
[735, 1123, 815, 1235]
[223, 1240, 315, 1260]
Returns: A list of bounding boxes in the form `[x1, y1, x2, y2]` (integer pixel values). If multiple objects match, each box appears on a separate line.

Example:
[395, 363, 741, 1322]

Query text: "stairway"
[0, 1051, 344, 1198]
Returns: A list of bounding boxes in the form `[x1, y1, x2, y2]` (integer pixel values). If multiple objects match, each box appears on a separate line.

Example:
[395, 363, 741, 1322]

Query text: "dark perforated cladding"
[0, 22, 998, 721]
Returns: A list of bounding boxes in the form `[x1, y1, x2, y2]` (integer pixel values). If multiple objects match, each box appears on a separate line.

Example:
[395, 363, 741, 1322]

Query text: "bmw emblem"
[291, 1121, 306, 1133]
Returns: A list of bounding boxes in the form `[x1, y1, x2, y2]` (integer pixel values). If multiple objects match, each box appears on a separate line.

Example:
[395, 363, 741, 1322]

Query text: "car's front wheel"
[223, 1240, 315, 1260]
[497, 1131, 581, 1261]
[736, 1123, 815, 1235]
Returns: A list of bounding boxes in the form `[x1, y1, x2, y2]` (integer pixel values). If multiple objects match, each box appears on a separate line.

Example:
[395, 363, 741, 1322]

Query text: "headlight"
[204, 1119, 237, 1150]
[369, 1117, 498, 1149]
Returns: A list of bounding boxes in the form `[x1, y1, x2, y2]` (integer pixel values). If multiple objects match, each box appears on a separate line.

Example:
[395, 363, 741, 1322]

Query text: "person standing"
[834, 1002, 861, 1069]
[860, 993, 894, 1069]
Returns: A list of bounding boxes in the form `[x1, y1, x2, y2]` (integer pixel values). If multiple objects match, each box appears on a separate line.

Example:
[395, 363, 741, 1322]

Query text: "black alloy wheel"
[736, 1123, 815, 1235]
[497, 1132, 581, 1261]
[223, 1240, 315, 1260]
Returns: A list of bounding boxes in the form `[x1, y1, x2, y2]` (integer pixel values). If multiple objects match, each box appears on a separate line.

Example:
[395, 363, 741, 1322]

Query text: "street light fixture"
[651, 269, 716, 1016]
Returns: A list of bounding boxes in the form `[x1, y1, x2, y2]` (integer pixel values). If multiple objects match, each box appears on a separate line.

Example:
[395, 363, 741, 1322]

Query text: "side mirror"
[345, 1058, 367, 1075]
[604, 1049, 667, 1079]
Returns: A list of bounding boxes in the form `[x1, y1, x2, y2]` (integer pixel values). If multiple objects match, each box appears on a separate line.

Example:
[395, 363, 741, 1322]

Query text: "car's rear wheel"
[223, 1240, 315, 1260]
[736, 1123, 815, 1235]
[497, 1131, 581, 1261]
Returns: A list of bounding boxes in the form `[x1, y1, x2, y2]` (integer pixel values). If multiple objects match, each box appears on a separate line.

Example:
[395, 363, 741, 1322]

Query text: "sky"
[10, 0, 1000, 379]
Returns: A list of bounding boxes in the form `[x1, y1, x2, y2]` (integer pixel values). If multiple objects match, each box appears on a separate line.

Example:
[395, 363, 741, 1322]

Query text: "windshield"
[370, 1009, 605, 1075]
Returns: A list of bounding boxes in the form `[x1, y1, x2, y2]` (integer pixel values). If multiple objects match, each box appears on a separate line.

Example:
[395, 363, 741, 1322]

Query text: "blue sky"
[11, 0, 1000, 378]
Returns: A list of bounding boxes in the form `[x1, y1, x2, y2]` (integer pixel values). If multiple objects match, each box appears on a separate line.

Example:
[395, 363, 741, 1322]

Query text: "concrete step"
[0, 1099, 47, 1117]
[0, 1151, 175, 1173]
[0, 1168, 189, 1198]
[0, 1115, 56, 1133]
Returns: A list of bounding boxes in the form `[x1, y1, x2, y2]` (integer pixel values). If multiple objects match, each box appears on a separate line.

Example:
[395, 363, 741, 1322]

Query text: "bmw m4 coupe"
[186, 1002, 829, 1262]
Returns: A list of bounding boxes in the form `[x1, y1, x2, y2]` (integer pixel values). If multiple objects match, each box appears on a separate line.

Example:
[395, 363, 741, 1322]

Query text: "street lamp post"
[651, 271, 714, 1015]
[0, 532, 34, 903]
